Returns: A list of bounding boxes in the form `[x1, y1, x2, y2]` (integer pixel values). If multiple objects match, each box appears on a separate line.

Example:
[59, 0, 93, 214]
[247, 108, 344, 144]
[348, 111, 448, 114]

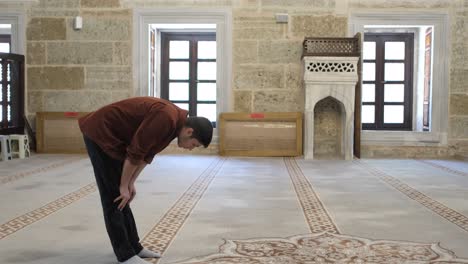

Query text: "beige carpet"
[1, 154, 468, 263]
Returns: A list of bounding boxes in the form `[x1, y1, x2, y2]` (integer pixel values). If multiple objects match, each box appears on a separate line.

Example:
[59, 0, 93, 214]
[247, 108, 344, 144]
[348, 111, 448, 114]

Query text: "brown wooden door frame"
[354, 33, 362, 159]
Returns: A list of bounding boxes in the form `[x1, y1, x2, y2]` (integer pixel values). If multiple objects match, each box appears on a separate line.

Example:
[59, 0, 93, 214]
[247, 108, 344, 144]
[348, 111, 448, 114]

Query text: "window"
[0, 34, 12, 128]
[350, 13, 449, 145]
[0, 53, 24, 134]
[0, 57, 11, 126]
[362, 33, 414, 130]
[136, 10, 232, 146]
[161, 32, 217, 127]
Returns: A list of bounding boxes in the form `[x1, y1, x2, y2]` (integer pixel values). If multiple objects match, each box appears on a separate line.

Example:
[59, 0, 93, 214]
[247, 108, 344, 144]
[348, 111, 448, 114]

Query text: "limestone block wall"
[232, 11, 346, 113]
[448, 0, 468, 158]
[21, 0, 347, 117]
[0, 0, 466, 158]
[23, 0, 132, 124]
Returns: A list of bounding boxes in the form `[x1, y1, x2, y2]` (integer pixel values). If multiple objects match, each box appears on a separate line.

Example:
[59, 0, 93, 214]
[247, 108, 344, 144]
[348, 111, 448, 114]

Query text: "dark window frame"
[160, 32, 216, 126]
[363, 33, 414, 131]
[0, 53, 25, 135]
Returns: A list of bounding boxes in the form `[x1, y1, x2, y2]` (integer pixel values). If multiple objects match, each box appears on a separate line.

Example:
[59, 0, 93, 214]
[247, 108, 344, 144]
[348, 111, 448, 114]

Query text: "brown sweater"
[79, 97, 188, 164]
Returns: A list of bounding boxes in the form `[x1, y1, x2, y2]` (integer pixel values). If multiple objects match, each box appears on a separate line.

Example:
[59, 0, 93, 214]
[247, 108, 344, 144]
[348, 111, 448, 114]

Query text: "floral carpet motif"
[173, 232, 468, 264]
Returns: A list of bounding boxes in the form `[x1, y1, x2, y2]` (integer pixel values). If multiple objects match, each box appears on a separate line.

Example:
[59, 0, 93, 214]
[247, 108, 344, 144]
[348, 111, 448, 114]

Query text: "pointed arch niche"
[313, 96, 345, 159]
[303, 53, 359, 160]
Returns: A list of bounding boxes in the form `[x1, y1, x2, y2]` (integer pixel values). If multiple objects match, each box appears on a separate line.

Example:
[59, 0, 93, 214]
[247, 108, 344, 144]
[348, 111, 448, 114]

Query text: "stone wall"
[448, 0, 468, 158]
[22, 0, 346, 117]
[1, 0, 466, 158]
[24, 0, 132, 121]
[232, 10, 346, 113]
[313, 97, 343, 159]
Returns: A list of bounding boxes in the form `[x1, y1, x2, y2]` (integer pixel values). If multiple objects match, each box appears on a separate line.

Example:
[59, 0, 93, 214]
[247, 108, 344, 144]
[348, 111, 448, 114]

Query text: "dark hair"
[185, 116, 213, 148]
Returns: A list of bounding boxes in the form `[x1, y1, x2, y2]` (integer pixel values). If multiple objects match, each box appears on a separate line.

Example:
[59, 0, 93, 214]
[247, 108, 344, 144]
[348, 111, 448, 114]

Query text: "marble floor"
[1, 154, 468, 263]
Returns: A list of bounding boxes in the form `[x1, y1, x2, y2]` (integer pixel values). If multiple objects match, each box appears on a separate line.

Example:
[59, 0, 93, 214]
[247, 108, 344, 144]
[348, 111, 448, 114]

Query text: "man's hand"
[114, 185, 131, 211]
[129, 184, 136, 203]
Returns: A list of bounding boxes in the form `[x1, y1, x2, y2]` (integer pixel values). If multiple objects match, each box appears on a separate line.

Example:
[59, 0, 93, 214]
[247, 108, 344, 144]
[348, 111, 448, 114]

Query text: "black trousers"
[83, 136, 143, 262]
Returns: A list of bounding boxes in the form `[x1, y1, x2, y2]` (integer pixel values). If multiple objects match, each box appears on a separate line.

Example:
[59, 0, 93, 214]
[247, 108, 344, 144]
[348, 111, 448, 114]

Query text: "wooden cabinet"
[219, 112, 302, 157]
[36, 112, 89, 153]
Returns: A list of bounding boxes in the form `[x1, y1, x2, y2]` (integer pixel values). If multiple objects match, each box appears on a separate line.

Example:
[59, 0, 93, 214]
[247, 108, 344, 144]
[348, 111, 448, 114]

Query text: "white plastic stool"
[0, 135, 12, 161]
[9, 134, 30, 159]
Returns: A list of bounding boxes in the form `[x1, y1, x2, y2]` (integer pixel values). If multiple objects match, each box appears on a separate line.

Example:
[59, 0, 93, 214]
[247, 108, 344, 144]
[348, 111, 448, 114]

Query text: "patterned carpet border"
[0, 183, 97, 239]
[0, 157, 85, 185]
[417, 160, 468, 178]
[284, 157, 340, 234]
[355, 159, 468, 233]
[140, 158, 226, 263]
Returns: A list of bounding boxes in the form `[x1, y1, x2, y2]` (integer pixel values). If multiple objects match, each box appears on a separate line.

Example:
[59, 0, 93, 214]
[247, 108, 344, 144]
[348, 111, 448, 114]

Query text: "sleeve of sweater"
[125, 106, 176, 164]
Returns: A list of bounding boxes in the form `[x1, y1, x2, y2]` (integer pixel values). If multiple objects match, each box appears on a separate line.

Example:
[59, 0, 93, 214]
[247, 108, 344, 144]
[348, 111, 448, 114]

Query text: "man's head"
[177, 116, 213, 150]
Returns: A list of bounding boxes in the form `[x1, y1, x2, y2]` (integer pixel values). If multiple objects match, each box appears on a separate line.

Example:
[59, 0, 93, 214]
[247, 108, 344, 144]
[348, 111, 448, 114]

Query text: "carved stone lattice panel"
[303, 38, 359, 57]
[306, 62, 356, 73]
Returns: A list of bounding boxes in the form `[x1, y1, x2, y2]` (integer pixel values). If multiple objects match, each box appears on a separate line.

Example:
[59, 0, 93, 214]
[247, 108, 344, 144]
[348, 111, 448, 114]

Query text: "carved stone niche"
[302, 37, 360, 160]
